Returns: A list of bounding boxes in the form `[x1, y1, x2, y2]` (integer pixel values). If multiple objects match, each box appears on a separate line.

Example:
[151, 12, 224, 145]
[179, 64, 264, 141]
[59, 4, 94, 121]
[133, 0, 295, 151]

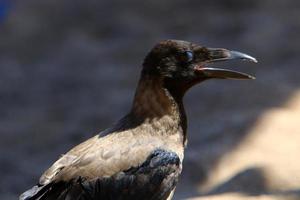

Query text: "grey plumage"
[20, 149, 180, 200]
[20, 40, 256, 200]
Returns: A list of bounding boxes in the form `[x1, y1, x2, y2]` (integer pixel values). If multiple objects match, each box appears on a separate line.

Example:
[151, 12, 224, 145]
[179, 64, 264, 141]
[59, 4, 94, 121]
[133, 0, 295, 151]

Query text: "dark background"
[1, 0, 300, 199]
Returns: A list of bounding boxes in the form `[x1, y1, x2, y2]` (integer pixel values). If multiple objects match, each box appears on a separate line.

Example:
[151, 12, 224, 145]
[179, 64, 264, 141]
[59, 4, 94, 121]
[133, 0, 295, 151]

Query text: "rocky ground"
[0, 1, 300, 199]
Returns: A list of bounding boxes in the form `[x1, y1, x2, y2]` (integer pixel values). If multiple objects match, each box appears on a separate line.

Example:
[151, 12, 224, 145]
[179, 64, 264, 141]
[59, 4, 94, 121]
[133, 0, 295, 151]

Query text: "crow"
[20, 40, 257, 200]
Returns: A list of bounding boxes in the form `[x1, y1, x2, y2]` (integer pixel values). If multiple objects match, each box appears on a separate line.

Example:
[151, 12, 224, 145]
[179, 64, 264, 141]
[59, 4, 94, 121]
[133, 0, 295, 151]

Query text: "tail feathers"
[19, 184, 51, 200]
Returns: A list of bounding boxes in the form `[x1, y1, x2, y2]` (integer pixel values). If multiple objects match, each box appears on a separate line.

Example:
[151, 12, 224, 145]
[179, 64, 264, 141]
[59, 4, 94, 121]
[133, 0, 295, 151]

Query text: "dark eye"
[178, 51, 194, 63]
[184, 51, 193, 63]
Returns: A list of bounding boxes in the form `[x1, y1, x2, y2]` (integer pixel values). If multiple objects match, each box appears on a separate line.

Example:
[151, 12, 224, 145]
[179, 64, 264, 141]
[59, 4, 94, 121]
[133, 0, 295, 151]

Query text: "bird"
[20, 40, 257, 200]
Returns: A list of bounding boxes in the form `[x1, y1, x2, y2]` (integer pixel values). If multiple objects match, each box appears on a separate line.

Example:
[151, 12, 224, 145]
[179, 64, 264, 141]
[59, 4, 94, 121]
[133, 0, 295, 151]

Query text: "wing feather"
[20, 149, 181, 200]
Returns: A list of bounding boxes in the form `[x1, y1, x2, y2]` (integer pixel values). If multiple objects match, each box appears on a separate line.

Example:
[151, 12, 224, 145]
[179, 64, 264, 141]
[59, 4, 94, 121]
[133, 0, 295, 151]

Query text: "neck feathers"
[130, 75, 187, 145]
[132, 76, 174, 117]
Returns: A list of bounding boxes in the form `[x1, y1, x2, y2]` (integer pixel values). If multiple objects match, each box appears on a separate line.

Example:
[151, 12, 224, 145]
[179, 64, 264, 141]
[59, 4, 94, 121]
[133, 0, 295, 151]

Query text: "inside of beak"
[198, 67, 255, 80]
[195, 48, 257, 80]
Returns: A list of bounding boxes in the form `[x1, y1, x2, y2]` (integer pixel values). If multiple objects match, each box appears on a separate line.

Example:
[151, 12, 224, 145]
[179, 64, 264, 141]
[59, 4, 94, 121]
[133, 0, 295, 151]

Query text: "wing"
[19, 149, 181, 200]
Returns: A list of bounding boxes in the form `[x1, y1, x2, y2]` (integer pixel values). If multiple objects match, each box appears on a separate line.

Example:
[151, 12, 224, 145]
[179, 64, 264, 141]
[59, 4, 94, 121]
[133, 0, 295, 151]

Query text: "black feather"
[20, 149, 181, 200]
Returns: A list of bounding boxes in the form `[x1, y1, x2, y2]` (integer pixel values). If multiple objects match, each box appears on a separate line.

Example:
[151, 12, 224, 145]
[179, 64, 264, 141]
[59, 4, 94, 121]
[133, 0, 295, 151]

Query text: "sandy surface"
[184, 92, 300, 199]
[189, 193, 300, 200]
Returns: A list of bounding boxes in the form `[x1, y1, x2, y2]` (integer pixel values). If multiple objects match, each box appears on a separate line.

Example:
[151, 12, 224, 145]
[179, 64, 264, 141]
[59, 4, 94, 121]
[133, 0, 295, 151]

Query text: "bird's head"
[142, 40, 257, 98]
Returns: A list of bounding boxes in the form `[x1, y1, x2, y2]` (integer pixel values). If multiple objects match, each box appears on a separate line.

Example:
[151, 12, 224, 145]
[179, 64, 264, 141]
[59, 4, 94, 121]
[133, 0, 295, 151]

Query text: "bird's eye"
[178, 51, 194, 63]
[186, 51, 194, 62]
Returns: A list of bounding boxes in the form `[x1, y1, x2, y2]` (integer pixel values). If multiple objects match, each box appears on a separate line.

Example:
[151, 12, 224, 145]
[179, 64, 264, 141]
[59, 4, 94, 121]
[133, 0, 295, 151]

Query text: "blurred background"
[1, 0, 300, 199]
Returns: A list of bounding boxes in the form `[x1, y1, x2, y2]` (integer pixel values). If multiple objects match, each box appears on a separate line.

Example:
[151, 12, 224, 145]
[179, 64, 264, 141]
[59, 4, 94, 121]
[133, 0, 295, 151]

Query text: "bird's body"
[22, 77, 186, 200]
[20, 40, 256, 200]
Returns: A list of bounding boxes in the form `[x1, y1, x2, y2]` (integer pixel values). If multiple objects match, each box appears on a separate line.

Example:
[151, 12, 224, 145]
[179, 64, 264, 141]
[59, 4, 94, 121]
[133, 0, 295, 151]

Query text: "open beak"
[195, 48, 257, 80]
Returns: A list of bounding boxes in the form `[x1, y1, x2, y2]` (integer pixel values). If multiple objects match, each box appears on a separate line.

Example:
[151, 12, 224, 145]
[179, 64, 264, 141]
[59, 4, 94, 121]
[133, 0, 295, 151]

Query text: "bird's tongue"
[194, 66, 255, 80]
